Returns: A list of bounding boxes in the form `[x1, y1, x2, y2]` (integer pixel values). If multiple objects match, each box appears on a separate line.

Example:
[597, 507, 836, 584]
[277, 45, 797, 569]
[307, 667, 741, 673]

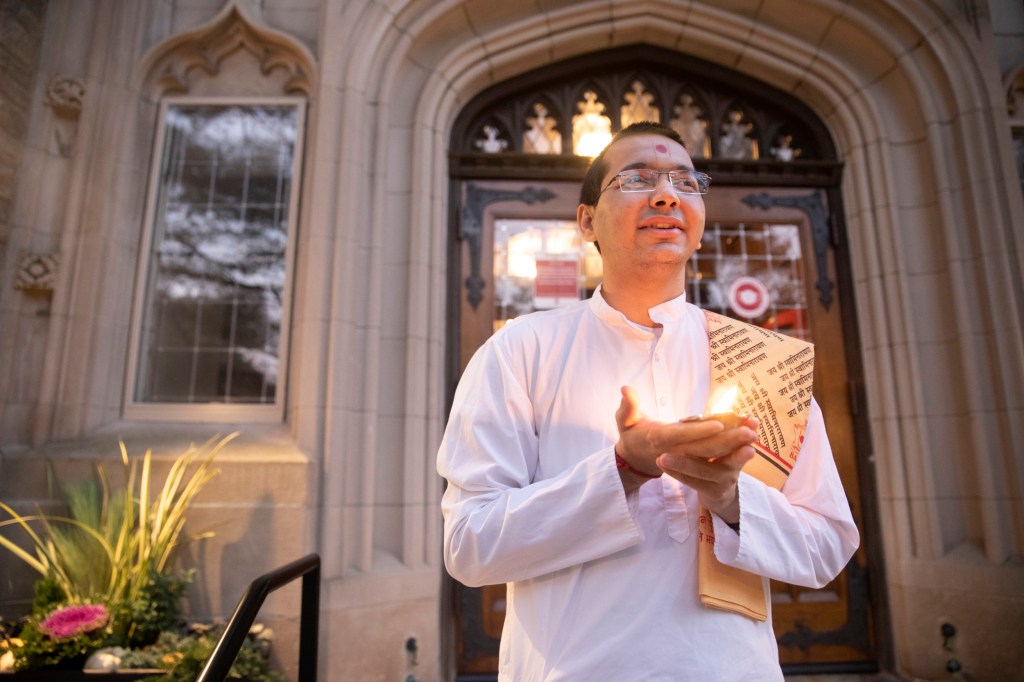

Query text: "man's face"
[578, 134, 705, 281]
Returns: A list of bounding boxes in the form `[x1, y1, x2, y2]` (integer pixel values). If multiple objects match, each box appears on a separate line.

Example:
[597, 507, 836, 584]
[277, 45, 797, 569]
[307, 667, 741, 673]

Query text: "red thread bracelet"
[615, 450, 661, 479]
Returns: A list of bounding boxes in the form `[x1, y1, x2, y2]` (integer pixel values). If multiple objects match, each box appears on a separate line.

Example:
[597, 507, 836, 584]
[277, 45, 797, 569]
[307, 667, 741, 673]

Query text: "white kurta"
[438, 288, 860, 682]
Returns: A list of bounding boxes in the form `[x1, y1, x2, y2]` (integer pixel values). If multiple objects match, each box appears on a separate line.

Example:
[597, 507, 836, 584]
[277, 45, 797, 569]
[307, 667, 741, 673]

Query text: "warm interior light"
[544, 228, 577, 255]
[576, 131, 613, 158]
[506, 229, 541, 279]
[707, 385, 739, 414]
[583, 243, 603, 279]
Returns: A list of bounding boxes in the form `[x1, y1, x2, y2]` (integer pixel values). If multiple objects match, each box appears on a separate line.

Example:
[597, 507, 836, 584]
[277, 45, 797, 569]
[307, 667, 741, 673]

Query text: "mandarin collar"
[588, 285, 689, 335]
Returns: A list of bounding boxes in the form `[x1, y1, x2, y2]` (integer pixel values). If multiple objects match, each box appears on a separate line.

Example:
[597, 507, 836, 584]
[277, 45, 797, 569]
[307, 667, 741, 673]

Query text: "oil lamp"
[701, 385, 747, 429]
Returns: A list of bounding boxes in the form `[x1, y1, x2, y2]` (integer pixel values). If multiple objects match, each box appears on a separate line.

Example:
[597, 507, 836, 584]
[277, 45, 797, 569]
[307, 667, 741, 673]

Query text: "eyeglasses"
[602, 168, 711, 195]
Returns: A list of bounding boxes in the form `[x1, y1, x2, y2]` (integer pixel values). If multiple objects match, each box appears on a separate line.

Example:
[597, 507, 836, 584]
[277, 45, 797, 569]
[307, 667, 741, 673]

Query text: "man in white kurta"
[438, 123, 859, 681]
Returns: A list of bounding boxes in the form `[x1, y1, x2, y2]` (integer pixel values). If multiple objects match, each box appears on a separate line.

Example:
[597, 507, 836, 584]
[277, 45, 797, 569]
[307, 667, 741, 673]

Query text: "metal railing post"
[196, 553, 320, 682]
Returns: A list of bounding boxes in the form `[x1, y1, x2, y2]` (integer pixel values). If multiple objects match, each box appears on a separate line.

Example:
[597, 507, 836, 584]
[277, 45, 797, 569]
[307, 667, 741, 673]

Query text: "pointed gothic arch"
[135, 0, 316, 98]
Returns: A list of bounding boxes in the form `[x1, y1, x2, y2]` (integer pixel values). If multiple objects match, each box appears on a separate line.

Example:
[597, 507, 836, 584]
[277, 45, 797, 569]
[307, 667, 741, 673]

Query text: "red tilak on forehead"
[655, 144, 668, 153]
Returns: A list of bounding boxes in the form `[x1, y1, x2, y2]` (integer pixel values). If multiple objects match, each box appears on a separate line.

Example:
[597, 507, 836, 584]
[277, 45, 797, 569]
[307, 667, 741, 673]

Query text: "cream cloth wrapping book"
[698, 311, 815, 621]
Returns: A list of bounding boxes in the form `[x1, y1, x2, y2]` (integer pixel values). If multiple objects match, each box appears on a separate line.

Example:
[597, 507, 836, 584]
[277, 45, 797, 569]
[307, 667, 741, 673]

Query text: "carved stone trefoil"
[14, 253, 59, 292]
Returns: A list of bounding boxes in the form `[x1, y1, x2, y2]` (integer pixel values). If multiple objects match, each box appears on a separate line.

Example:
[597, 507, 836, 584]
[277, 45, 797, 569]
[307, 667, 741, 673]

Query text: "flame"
[708, 385, 738, 414]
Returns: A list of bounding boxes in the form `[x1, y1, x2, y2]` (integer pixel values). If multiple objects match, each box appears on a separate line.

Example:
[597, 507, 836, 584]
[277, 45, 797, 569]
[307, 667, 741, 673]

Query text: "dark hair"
[578, 121, 687, 206]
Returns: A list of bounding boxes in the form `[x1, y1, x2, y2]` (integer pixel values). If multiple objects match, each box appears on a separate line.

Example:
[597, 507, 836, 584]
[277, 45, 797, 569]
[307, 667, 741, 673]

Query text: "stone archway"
[443, 41, 882, 674]
[315, 1, 1024, 678]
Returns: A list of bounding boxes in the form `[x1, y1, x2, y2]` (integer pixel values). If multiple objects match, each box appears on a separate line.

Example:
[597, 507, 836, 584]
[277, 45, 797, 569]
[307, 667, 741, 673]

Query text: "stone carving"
[523, 103, 561, 154]
[45, 76, 85, 118]
[14, 253, 59, 292]
[142, 2, 315, 97]
[44, 76, 85, 157]
[1007, 68, 1024, 120]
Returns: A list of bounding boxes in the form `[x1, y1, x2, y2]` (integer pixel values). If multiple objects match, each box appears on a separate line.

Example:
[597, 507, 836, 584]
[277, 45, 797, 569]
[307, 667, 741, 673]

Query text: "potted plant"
[0, 434, 282, 680]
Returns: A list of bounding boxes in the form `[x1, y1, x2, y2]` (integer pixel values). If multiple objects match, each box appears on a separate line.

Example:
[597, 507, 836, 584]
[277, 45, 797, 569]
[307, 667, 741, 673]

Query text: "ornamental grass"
[0, 434, 240, 672]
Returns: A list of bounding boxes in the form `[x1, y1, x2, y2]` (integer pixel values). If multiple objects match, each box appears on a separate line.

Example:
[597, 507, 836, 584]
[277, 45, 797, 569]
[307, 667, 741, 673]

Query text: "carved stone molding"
[44, 76, 85, 157]
[14, 253, 59, 292]
[44, 76, 85, 118]
[1006, 66, 1024, 123]
[140, 0, 316, 98]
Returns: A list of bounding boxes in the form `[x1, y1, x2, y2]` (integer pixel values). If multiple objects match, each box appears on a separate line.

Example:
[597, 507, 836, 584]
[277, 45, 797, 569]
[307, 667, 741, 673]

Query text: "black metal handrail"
[197, 553, 321, 682]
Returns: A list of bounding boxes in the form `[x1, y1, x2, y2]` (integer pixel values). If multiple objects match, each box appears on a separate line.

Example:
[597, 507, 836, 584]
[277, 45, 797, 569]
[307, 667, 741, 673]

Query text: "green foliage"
[0, 434, 234, 608]
[110, 570, 193, 649]
[0, 434, 239, 672]
[31, 575, 66, 614]
[119, 625, 284, 682]
[12, 616, 108, 672]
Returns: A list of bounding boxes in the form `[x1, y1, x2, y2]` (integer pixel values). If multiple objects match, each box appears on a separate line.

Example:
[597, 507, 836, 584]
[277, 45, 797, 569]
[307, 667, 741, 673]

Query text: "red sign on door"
[534, 258, 578, 309]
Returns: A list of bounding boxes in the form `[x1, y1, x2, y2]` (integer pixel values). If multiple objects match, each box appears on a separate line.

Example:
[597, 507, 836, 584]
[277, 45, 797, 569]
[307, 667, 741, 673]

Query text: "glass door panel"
[493, 218, 602, 331]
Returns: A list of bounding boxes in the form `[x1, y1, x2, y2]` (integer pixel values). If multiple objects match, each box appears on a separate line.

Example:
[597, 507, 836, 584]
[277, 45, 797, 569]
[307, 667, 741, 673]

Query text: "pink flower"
[38, 604, 109, 639]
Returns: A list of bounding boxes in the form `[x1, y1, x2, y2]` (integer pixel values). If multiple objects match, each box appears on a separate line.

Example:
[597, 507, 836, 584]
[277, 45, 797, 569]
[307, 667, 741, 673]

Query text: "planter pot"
[0, 671, 163, 680]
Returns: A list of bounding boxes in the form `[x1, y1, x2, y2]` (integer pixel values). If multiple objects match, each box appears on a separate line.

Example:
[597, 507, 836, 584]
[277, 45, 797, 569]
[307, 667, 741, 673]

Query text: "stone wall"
[0, 0, 47, 267]
[0, 1, 1022, 680]
[0, 1, 49, 446]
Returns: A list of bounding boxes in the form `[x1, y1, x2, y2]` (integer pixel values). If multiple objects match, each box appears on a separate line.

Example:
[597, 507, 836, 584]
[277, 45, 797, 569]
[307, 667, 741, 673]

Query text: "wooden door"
[449, 180, 875, 676]
[700, 186, 874, 666]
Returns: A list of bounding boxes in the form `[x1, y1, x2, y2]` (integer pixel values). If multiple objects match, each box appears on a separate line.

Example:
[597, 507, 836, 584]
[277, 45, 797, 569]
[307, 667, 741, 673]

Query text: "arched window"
[125, 4, 314, 422]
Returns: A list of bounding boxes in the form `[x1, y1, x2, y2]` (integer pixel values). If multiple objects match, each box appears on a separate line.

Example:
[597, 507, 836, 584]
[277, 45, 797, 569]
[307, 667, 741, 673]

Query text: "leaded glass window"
[571, 91, 613, 157]
[490, 218, 810, 342]
[451, 47, 836, 168]
[522, 103, 562, 154]
[620, 80, 659, 127]
[128, 100, 303, 416]
[670, 93, 710, 159]
[688, 222, 810, 341]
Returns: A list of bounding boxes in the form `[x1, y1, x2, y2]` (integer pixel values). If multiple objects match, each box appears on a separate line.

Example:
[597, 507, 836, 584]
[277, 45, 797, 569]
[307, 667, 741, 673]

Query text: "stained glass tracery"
[454, 52, 831, 163]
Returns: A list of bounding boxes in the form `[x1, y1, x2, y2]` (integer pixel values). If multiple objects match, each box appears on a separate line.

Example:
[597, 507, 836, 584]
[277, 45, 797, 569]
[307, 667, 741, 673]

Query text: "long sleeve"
[435, 292, 858, 681]
[438, 334, 643, 587]
[711, 399, 859, 588]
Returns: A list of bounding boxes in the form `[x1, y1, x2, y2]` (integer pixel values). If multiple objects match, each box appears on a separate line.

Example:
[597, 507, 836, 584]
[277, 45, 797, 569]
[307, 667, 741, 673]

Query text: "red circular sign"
[727, 276, 770, 318]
